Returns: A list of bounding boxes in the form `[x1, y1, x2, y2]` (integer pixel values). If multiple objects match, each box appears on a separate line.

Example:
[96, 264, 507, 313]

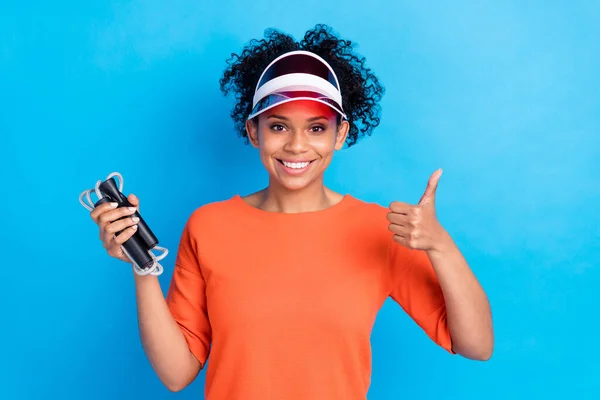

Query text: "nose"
[283, 129, 309, 154]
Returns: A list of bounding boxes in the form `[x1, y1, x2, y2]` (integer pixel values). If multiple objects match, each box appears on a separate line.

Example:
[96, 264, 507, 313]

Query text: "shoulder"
[345, 194, 391, 221]
[183, 195, 241, 231]
[340, 195, 394, 244]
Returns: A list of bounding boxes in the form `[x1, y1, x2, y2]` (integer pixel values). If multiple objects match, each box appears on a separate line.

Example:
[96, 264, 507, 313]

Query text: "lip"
[276, 159, 315, 176]
[279, 159, 314, 163]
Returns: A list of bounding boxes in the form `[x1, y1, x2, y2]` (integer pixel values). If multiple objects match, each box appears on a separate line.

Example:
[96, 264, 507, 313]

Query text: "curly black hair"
[219, 24, 385, 147]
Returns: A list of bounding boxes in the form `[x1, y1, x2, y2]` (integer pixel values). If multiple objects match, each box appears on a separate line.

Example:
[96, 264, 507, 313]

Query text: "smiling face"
[246, 100, 349, 192]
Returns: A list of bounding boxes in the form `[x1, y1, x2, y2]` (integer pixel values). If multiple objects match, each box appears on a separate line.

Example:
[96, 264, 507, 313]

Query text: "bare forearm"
[133, 272, 200, 391]
[426, 232, 494, 360]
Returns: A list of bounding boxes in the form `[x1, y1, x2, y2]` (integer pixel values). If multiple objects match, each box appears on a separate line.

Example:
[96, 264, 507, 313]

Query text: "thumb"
[418, 169, 443, 205]
[127, 193, 140, 211]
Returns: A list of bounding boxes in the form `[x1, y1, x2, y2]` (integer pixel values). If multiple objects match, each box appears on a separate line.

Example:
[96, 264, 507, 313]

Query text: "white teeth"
[282, 161, 310, 169]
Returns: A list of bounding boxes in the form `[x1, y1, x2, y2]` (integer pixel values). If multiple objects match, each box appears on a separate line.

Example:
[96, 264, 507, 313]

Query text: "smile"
[279, 160, 312, 169]
[276, 159, 315, 174]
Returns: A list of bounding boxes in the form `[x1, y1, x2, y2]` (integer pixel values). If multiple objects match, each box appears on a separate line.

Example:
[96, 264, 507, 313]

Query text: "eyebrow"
[267, 115, 329, 122]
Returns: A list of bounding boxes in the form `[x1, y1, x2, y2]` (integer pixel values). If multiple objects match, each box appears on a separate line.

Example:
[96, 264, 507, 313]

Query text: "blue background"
[2, 1, 599, 399]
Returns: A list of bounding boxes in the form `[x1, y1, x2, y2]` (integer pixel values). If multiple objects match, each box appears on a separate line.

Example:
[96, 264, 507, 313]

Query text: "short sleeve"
[387, 239, 454, 354]
[166, 215, 212, 367]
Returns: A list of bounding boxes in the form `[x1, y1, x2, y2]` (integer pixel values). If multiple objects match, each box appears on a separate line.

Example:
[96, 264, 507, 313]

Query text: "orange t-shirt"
[166, 194, 453, 399]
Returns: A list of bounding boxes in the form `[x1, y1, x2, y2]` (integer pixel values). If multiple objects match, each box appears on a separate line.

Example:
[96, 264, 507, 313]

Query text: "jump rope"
[79, 172, 167, 276]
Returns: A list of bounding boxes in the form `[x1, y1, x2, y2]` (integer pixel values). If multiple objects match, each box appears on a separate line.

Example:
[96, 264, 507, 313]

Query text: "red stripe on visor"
[249, 91, 346, 120]
[248, 51, 347, 121]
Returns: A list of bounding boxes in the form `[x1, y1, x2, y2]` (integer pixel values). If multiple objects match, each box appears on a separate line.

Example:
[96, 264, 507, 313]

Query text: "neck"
[257, 178, 333, 214]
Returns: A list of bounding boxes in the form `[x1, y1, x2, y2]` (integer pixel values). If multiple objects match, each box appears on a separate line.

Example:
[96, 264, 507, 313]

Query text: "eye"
[270, 124, 286, 132]
[310, 125, 326, 133]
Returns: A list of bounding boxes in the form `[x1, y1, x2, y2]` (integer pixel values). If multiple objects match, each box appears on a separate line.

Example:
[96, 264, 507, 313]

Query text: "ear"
[334, 120, 350, 150]
[245, 118, 259, 148]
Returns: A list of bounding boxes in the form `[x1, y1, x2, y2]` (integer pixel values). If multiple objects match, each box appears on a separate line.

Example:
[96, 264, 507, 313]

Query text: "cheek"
[257, 131, 282, 156]
[313, 133, 338, 154]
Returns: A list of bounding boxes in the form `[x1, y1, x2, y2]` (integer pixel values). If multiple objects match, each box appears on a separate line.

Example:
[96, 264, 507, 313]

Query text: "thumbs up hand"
[387, 169, 448, 252]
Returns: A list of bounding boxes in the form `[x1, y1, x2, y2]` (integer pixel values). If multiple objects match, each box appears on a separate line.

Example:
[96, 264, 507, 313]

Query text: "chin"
[262, 157, 318, 190]
[273, 175, 316, 192]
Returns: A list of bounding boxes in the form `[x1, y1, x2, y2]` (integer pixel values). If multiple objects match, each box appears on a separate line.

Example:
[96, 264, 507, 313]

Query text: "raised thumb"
[418, 169, 443, 205]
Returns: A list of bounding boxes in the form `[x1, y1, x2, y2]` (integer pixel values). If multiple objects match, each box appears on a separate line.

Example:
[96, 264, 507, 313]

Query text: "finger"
[388, 223, 408, 236]
[105, 215, 139, 236]
[113, 225, 138, 245]
[418, 168, 443, 205]
[90, 201, 118, 222]
[388, 201, 412, 214]
[387, 206, 421, 223]
[127, 193, 140, 211]
[386, 211, 411, 225]
[392, 233, 410, 247]
[392, 233, 417, 250]
[97, 205, 138, 227]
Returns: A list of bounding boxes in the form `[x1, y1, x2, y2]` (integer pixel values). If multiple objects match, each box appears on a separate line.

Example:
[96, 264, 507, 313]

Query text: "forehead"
[263, 100, 337, 119]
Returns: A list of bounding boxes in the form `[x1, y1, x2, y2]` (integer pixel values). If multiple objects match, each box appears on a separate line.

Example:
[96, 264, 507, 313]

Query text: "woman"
[90, 25, 493, 399]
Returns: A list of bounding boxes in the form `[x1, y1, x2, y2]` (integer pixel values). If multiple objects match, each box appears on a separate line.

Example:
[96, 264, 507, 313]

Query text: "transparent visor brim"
[248, 91, 347, 120]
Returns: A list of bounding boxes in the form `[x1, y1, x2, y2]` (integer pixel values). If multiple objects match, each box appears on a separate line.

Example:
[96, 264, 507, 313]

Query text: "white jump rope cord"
[79, 172, 167, 276]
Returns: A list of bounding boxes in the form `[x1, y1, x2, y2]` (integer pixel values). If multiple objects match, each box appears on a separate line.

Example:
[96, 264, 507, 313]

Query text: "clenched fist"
[90, 193, 141, 263]
[387, 169, 448, 251]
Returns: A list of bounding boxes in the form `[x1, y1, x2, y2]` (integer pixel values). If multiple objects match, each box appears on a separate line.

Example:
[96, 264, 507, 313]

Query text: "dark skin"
[243, 100, 349, 213]
[245, 100, 494, 360]
[88, 99, 492, 393]
[388, 170, 494, 359]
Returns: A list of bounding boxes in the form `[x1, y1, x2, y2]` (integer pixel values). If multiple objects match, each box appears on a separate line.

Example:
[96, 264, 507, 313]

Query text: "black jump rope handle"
[94, 177, 159, 270]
